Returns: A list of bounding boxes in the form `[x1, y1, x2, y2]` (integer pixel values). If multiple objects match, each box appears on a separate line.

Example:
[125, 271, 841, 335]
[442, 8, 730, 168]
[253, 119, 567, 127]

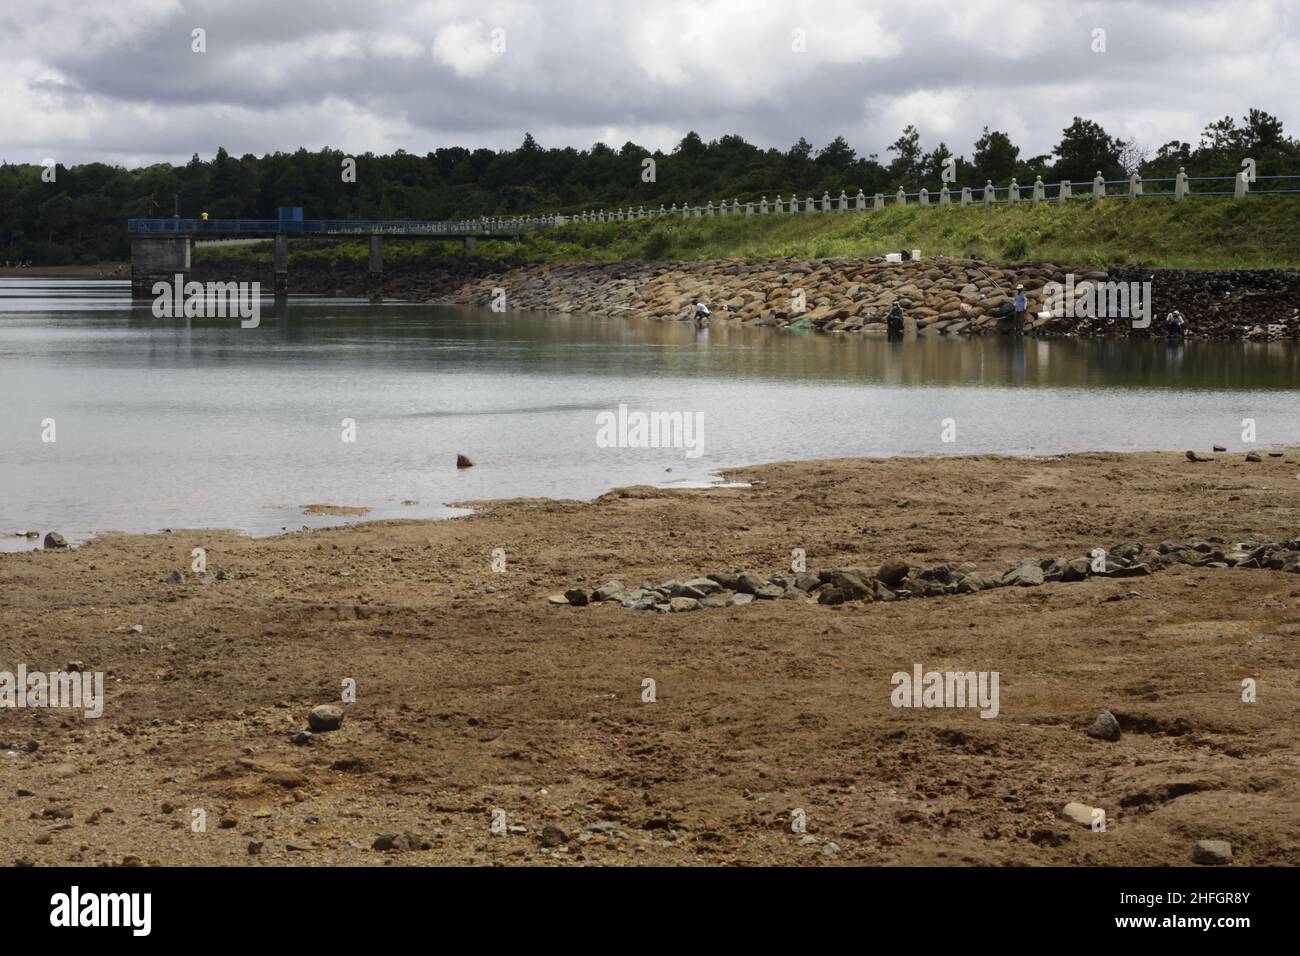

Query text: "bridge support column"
[368, 235, 384, 282]
[130, 236, 191, 298]
[274, 235, 289, 297]
[463, 236, 477, 252]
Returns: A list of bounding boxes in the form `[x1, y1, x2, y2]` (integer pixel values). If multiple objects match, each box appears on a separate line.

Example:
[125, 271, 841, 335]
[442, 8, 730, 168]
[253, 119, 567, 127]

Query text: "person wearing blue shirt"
[1012, 284, 1028, 334]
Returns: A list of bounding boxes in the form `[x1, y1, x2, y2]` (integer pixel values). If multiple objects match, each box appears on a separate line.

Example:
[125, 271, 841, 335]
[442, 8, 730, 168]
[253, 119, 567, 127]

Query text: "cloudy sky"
[2, 0, 1297, 169]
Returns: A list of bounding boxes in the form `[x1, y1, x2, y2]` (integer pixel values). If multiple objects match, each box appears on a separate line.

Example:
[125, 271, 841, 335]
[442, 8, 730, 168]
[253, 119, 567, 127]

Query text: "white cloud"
[0, 0, 1295, 167]
[431, 20, 500, 78]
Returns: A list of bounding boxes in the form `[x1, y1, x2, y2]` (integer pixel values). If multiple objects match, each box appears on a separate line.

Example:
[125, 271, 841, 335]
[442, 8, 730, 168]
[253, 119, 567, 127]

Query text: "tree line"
[1, 109, 1295, 265]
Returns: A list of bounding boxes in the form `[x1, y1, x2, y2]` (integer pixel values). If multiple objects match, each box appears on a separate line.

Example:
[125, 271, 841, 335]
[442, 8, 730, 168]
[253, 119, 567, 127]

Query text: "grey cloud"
[2, 0, 1296, 168]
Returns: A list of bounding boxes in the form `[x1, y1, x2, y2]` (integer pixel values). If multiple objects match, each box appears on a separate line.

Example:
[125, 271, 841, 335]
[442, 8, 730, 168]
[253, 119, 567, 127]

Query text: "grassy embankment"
[191, 195, 1300, 272]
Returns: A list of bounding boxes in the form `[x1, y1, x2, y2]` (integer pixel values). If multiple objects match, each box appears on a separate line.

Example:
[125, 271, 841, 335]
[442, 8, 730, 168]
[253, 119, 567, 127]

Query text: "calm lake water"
[2, 277, 1298, 548]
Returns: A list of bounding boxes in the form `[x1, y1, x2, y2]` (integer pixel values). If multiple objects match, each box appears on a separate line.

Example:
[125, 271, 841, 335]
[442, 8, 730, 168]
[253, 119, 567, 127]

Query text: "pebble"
[1061, 802, 1098, 827]
[540, 824, 569, 847]
[1191, 839, 1233, 865]
[43, 532, 67, 549]
[307, 704, 345, 732]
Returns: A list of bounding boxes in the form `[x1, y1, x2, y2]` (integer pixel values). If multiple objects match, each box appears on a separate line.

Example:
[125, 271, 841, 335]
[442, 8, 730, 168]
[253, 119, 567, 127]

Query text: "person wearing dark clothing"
[1165, 310, 1186, 337]
[887, 302, 905, 335]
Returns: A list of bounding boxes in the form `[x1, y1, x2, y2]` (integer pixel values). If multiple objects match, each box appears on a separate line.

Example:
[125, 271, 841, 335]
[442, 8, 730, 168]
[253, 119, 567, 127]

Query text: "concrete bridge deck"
[127, 216, 560, 297]
[126, 217, 549, 239]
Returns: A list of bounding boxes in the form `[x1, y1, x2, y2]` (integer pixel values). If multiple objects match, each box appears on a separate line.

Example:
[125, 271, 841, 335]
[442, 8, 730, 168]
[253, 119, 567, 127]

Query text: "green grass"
[192, 196, 1300, 271]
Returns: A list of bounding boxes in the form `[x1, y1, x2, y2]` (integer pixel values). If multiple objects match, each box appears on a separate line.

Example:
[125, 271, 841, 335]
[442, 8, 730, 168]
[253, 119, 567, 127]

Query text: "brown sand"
[2, 451, 1298, 866]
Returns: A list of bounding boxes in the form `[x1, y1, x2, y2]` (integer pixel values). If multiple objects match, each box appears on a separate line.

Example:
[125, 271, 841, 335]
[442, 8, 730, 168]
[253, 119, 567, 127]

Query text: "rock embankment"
[195, 253, 1300, 339]
[441, 256, 1300, 340]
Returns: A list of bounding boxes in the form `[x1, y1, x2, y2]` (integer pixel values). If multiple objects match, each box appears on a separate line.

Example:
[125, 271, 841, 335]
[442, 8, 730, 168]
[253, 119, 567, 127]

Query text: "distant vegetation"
[199, 196, 1300, 271]
[3, 109, 1298, 266]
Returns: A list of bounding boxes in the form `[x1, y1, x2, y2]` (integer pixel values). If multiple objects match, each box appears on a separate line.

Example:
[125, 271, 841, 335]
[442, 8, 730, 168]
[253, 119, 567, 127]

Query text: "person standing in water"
[694, 301, 711, 326]
[887, 302, 905, 336]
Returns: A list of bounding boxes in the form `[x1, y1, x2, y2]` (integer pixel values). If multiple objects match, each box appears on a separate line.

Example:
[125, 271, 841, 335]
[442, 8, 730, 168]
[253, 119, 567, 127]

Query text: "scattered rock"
[1191, 839, 1233, 865]
[307, 704, 345, 732]
[540, 824, 569, 847]
[456, 454, 474, 468]
[592, 580, 625, 602]
[43, 532, 67, 549]
[563, 588, 589, 607]
[263, 769, 310, 789]
[1061, 802, 1098, 827]
[1086, 710, 1122, 742]
[1185, 450, 1214, 462]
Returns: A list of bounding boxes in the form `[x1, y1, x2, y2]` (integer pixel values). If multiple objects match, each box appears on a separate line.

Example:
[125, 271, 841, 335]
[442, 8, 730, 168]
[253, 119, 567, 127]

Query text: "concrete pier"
[274, 235, 289, 297]
[130, 236, 191, 298]
[368, 235, 384, 280]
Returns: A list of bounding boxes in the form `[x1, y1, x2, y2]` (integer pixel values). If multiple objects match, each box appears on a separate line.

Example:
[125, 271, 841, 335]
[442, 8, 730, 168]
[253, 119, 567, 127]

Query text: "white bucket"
[912, 249, 922, 259]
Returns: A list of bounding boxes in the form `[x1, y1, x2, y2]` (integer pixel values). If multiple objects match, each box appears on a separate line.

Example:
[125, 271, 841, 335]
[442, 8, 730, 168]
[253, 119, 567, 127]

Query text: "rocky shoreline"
[194, 255, 1300, 340]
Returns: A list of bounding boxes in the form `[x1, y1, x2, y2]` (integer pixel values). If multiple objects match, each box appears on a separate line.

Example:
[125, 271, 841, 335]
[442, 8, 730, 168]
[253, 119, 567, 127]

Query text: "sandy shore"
[3, 450, 1299, 866]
